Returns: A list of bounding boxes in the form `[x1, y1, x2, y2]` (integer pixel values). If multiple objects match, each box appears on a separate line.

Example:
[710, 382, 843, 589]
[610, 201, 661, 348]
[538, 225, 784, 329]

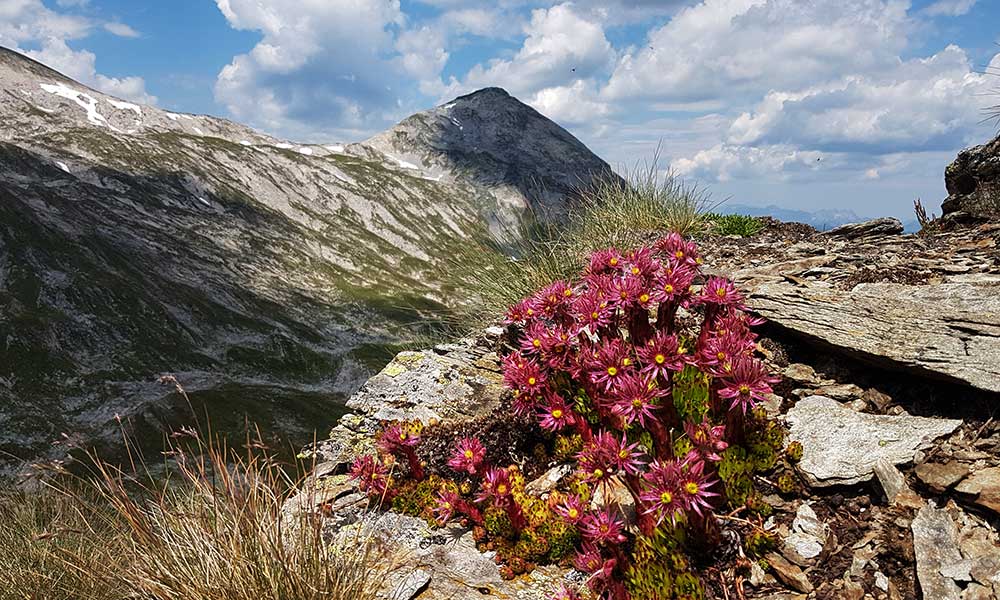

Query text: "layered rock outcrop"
[942, 132, 1000, 220]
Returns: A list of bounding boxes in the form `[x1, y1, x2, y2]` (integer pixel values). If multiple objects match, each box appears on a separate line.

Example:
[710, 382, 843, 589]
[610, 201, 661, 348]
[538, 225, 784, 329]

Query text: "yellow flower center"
[568, 508, 579, 519]
[527, 377, 537, 385]
[623, 358, 632, 366]
[600, 524, 609, 533]
[399, 432, 407, 441]
[551, 409, 564, 419]
[497, 484, 508, 495]
[526, 308, 534, 316]
[685, 482, 699, 495]
[591, 311, 599, 319]
[675, 251, 684, 259]
[632, 398, 643, 407]
[661, 491, 673, 503]
[549, 294, 558, 303]
[655, 354, 666, 364]
[464, 449, 474, 459]
[610, 258, 618, 266]
[607, 366, 618, 376]
[619, 449, 629, 459]
[640, 294, 649, 303]
[442, 502, 451, 509]
[663, 284, 674, 293]
[739, 384, 751, 395]
[716, 287, 727, 298]
[620, 291, 628, 299]
[631, 267, 640, 275]
[593, 469, 604, 478]
[564, 289, 573, 297]
[717, 351, 726, 360]
[532, 338, 541, 347]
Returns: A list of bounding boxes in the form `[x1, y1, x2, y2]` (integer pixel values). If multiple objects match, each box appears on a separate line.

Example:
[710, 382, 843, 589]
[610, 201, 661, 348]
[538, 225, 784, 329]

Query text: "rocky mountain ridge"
[0, 47, 611, 465]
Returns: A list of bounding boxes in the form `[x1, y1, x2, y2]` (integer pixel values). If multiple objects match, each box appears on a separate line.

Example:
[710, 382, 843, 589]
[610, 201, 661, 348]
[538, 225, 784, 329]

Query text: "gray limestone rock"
[785, 396, 961, 487]
[748, 281, 1000, 393]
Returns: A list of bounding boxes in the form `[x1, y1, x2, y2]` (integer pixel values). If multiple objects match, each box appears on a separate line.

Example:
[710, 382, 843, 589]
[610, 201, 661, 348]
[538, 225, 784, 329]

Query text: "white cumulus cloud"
[440, 3, 615, 98]
[0, 0, 153, 104]
[923, 0, 978, 17]
[213, 0, 422, 138]
[602, 0, 913, 104]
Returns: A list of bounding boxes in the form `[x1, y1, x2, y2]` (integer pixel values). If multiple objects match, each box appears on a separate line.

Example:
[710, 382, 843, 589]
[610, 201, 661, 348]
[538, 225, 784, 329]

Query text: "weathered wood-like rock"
[912, 505, 964, 600]
[748, 281, 1000, 393]
[825, 217, 904, 238]
[955, 467, 1000, 517]
[785, 396, 962, 487]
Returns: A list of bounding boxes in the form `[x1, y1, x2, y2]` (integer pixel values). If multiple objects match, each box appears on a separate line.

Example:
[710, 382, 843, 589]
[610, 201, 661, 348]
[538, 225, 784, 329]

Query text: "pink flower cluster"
[499, 234, 780, 600]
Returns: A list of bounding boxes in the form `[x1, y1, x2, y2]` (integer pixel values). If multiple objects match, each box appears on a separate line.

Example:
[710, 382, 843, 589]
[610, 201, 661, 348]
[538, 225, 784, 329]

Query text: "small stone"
[874, 571, 889, 592]
[750, 561, 767, 586]
[940, 559, 974, 582]
[766, 552, 814, 594]
[846, 399, 868, 412]
[873, 459, 925, 508]
[525, 464, 573, 495]
[961, 583, 995, 600]
[851, 547, 877, 579]
[916, 461, 971, 493]
[762, 392, 783, 417]
[842, 579, 865, 600]
[786, 396, 962, 487]
[955, 467, 1000, 516]
[783, 363, 825, 385]
[864, 388, 894, 412]
[912, 505, 964, 600]
[389, 569, 431, 600]
[783, 533, 824, 564]
[813, 382, 865, 401]
[969, 555, 1000, 588]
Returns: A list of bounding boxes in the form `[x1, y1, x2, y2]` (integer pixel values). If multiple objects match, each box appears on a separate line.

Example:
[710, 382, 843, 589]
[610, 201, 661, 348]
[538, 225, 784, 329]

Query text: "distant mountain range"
[718, 203, 920, 232]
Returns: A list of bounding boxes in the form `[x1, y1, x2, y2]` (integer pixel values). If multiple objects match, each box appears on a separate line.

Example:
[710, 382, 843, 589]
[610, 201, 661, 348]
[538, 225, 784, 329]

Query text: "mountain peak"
[361, 87, 612, 219]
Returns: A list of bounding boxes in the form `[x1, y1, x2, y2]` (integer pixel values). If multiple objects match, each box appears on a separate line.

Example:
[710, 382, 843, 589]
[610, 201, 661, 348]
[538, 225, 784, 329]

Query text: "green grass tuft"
[704, 213, 765, 237]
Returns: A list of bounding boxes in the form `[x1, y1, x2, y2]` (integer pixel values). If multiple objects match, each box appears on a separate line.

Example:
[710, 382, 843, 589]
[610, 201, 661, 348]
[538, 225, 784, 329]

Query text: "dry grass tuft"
[450, 156, 716, 326]
[0, 386, 381, 600]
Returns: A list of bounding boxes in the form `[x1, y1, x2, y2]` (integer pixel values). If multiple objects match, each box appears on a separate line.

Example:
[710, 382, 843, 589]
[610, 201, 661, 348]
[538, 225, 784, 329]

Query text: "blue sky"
[2, 0, 999, 219]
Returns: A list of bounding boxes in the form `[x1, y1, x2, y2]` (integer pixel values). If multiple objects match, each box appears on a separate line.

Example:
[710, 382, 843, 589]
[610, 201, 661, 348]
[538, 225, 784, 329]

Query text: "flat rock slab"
[825, 217, 904, 238]
[748, 281, 1000, 393]
[785, 396, 962, 487]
